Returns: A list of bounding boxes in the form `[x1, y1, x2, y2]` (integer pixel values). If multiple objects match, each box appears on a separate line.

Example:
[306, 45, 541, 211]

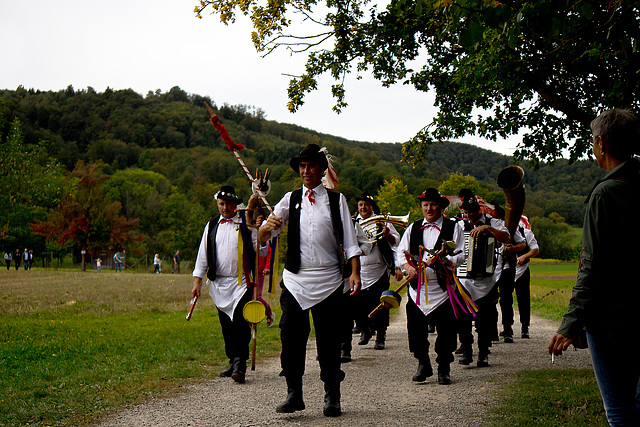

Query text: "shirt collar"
[303, 183, 326, 196]
[421, 216, 443, 228]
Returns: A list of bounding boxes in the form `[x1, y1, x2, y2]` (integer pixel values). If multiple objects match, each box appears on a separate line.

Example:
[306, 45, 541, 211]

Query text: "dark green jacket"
[557, 158, 640, 339]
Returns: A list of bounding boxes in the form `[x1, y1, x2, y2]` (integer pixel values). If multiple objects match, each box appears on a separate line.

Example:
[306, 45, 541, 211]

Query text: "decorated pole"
[204, 102, 273, 214]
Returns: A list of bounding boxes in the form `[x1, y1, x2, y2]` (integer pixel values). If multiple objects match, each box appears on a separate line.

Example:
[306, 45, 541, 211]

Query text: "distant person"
[153, 254, 161, 274]
[4, 251, 11, 270]
[96, 258, 102, 272]
[23, 249, 28, 270]
[172, 250, 180, 274]
[549, 108, 640, 425]
[28, 250, 33, 270]
[113, 251, 122, 273]
[14, 249, 20, 270]
[192, 185, 266, 384]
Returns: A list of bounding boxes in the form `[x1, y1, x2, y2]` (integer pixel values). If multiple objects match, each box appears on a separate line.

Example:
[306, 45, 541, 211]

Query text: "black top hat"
[355, 193, 380, 214]
[458, 188, 474, 200]
[215, 185, 242, 204]
[461, 196, 481, 212]
[289, 144, 329, 172]
[418, 188, 450, 209]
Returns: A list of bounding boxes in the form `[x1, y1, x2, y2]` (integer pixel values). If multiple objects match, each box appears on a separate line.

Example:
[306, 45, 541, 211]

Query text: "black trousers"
[406, 296, 457, 367]
[356, 272, 391, 333]
[499, 267, 531, 328]
[218, 288, 252, 363]
[280, 284, 345, 385]
[458, 283, 500, 354]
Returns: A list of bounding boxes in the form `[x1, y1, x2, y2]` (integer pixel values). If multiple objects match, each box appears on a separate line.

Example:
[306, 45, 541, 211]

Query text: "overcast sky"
[0, 0, 520, 156]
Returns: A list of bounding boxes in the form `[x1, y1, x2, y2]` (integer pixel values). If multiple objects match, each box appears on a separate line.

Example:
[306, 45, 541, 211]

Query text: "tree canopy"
[196, 0, 640, 164]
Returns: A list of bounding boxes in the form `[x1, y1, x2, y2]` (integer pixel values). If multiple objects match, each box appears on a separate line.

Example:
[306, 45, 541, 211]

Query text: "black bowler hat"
[418, 188, 450, 209]
[355, 193, 381, 214]
[461, 196, 481, 212]
[215, 185, 242, 204]
[289, 144, 329, 172]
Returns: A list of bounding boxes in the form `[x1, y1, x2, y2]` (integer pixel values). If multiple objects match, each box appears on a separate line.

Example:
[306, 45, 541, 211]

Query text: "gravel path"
[96, 303, 592, 427]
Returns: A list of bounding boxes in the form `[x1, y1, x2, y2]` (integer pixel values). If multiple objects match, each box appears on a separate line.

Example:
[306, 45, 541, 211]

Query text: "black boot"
[323, 382, 342, 417]
[374, 330, 386, 350]
[477, 351, 489, 367]
[231, 357, 246, 383]
[276, 377, 305, 413]
[437, 364, 451, 385]
[503, 325, 514, 343]
[521, 326, 530, 339]
[358, 327, 373, 345]
[220, 360, 234, 377]
[412, 360, 433, 382]
[340, 342, 352, 363]
[458, 346, 473, 365]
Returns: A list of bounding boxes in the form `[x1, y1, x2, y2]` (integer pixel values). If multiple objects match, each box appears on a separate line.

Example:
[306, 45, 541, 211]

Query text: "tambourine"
[243, 300, 266, 324]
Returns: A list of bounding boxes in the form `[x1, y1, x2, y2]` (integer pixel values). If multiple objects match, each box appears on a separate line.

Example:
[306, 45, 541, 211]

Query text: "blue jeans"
[587, 328, 640, 426]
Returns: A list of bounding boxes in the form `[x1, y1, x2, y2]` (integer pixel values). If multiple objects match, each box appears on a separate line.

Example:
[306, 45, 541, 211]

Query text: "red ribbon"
[210, 116, 245, 152]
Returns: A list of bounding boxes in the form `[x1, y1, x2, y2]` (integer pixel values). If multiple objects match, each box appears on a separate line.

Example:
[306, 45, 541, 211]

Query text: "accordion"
[457, 231, 498, 279]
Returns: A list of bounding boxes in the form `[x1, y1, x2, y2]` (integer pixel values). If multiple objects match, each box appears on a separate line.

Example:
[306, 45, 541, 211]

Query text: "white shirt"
[193, 215, 266, 318]
[459, 215, 514, 301]
[269, 184, 362, 310]
[356, 214, 400, 289]
[514, 228, 539, 281]
[395, 216, 466, 316]
[494, 221, 527, 282]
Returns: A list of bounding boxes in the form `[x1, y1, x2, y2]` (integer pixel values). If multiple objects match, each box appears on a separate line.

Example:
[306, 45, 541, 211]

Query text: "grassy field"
[0, 269, 281, 426]
[488, 261, 607, 426]
[1, 262, 607, 426]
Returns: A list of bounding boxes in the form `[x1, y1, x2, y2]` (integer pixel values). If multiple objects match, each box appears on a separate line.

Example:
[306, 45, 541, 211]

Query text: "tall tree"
[30, 162, 140, 270]
[195, 0, 640, 163]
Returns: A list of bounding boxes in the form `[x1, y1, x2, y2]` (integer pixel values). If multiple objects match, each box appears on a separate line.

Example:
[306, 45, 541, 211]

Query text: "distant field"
[529, 261, 578, 278]
[0, 270, 281, 426]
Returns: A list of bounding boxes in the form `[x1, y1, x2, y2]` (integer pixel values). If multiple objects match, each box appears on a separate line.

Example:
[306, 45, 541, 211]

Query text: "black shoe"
[437, 366, 451, 385]
[427, 323, 436, 333]
[412, 363, 433, 382]
[220, 361, 234, 377]
[503, 326, 514, 343]
[477, 354, 489, 367]
[458, 347, 473, 365]
[454, 344, 464, 355]
[358, 329, 373, 346]
[231, 358, 246, 383]
[521, 326, 530, 339]
[323, 383, 342, 417]
[340, 348, 352, 363]
[374, 331, 386, 350]
[276, 391, 305, 413]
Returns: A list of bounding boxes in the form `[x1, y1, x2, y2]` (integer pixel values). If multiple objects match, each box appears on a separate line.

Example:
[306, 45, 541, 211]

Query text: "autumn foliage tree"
[30, 162, 140, 270]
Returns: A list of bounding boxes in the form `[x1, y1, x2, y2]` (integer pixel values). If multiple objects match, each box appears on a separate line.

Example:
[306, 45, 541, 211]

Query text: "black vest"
[515, 226, 530, 264]
[408, 217, 456, 291]
[206, 216, 256, 282]
[285, 188, 345, 275]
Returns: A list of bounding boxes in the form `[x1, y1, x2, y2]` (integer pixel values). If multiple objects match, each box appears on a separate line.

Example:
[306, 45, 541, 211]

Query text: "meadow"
[0, 261, 607, 426]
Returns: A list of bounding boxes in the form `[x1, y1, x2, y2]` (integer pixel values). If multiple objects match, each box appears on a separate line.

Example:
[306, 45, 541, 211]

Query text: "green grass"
[486, 369, 607, 426]
[489, 260, 608, 426]
[0, 270, 281, 426]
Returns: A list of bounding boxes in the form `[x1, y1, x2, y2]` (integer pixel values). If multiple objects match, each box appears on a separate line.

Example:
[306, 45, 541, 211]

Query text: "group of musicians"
[192, 143, 539, 417]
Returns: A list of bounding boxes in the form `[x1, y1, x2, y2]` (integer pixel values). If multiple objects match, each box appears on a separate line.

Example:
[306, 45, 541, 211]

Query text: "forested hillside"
[0, 86, 603, 263]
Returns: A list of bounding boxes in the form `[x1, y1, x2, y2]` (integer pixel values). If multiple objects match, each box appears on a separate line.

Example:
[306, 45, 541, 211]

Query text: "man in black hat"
[394, 188, 466, 385]
[259, 143, 362, 417]
[350, 193, 399, 351]
[457, 195, 513, 367]
[192, 185, 266, 384]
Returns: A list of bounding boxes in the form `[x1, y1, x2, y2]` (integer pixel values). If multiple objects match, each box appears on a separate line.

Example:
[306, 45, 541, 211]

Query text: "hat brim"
[215, 193, 242, 204]
[290, 155, 328, 172]
[418, 195, 450, 209]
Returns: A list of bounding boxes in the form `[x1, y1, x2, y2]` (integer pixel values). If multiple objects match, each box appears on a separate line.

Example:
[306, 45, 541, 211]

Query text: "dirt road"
[96, 303, 592, 426]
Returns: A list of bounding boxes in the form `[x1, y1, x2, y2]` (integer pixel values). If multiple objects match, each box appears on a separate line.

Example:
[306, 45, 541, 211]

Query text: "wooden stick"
[368, 277, 411, 318]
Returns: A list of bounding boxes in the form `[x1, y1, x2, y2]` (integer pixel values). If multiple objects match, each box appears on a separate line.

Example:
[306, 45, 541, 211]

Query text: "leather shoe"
[358, 329, 373, 346]
[437, 368, 451, 385]
[340, 348, 351, 363]
[374, 331, 386, 350]
[458, 347, 473, 365]
[412, 363, 433, 382]
[276, 392, 305, 413]
[323, 383, 341, 417]
[231, 358, 246, 383]
[503, 326, 514, 343]
[220, 361, 233, 377]
[477, 354, 489, 368]
[521, 326, 530, 339]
